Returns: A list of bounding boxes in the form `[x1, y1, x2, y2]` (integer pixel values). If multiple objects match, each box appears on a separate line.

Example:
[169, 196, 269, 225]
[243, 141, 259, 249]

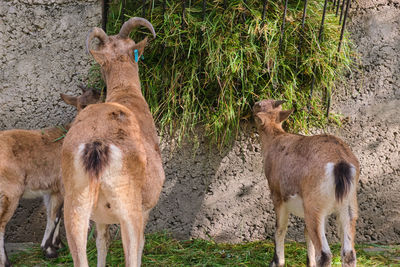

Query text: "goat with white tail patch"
[0, 86, 100, 267]
[253, 100, 359, 267]
[61, 17, 165, 267]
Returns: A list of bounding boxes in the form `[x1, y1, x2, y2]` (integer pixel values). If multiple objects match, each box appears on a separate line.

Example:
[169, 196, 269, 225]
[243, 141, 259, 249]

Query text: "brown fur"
[0, 88, 100, 265]
[254, 99, 360, 267]
[62, 18, 164, 267]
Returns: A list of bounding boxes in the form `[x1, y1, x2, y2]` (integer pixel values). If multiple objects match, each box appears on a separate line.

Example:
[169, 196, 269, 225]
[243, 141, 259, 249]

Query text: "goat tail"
[81, 141, 110, 207]
[334, 161, 355, 202]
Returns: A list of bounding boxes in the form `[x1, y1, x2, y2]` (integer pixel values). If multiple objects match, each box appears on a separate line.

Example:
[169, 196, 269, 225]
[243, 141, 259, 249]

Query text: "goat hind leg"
[41, 193, 63, 258]
[304, 212, 332, 267]
[120, 212, 144, 267]
[270, 204, 289, 267]
[64, 194, 93, 267]
[96, 223, 110, 267]
[338, 203, 357, 267]
[305, 227, 316, 267]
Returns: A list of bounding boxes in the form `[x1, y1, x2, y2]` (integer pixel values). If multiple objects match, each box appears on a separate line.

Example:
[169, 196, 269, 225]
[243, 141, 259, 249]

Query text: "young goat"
[61, 17, 165, 267]
[254, 100, 359, 267]
[0, 86, 100, 266]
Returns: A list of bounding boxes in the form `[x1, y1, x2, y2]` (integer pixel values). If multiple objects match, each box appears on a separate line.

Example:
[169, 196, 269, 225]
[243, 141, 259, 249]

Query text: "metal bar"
[278, 0, 289, 53]
[242, 0, 247, 23]
[297, 0, 308, 73]
[338, 0, 351, 52]
[339, 0, 346, 24]
[182, 0, 186, 29]
[162, 0, 166, 17]
[325, 88, 331, 117]
[121, 0, 126, 24]
[224, 0, 227, 10]
[102, 0, 109, 31]
[202, 0, 206, 20]
[318, 0, 329, 41]
[142, 0, 146, 18]
[262, 0, 268, 21]
[335, 0, 341, 16]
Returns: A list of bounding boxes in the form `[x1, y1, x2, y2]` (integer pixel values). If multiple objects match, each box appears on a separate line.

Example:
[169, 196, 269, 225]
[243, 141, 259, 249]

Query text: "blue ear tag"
[134, 49, 139, 62]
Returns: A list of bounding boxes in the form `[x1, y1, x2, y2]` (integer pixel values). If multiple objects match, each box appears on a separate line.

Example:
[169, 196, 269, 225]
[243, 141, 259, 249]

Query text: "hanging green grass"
[90, 0, 353, 147]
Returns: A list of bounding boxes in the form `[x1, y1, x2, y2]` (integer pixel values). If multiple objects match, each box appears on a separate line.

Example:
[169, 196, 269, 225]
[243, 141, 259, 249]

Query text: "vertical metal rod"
[121, 0, 126, 24]
[162, 0, 166, 17]
[297, 0, 308, 73]
[242, 0, 247, 23]
[102, 0, 109, 31]
[262, 0, 268, 21]
[202, 0, 206, 20]
[338, 0, 351, 52]
[182, 0, 186, 29]
[224, 0, 227, 10]
[335, 0, 341, 16]
[142, 0, 146, 17]
[278, 0, 289, 53]
[318, 0, 329, 41]
[309, 0, 328, 112]
[339, 0, 346, 23]
[326, 88, 331, 117]
[333, 0, 337, 8]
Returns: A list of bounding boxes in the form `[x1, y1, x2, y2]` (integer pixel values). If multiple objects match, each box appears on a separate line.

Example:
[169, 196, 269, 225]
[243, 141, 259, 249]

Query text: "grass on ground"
[10, 232, 400, 266]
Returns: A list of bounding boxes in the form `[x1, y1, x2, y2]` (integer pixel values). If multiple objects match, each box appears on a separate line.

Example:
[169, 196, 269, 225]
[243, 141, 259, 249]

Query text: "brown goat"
[254, 100, 359, 267]
[61, 18, 165, 267]
[0, 86, 100, 266]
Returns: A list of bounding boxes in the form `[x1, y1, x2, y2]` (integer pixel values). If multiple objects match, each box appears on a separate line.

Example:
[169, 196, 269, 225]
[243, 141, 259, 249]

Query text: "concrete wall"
[1, 0, 399, 244]
[0, 0, 101, 242]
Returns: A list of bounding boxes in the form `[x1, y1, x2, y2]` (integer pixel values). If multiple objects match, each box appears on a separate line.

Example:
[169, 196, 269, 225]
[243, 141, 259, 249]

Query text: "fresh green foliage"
[91, 0, 353, 146]
[10, 232, 399, 266]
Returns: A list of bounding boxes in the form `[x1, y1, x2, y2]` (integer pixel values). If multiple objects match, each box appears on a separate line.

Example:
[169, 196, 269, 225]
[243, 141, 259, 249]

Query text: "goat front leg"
[270, 203, 289, 267]
[64, 190, 93, 267]
[0, 193, 21, 267]
[338, 202, 357, 267]
[96, 223, 110, 267]
[304, 211, 332, 267]
[41, 193, 64, 258]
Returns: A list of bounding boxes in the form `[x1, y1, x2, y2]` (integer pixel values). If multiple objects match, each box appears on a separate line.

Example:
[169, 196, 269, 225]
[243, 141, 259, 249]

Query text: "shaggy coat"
[254, 99, 359, 267]
[61, 17, 165, 267]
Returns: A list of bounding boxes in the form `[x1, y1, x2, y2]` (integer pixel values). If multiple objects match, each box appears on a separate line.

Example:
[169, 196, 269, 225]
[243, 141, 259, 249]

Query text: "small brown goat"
[254, 100, 359, 267]
[61, 17, 165, 267]
[0, 86, 100, 266]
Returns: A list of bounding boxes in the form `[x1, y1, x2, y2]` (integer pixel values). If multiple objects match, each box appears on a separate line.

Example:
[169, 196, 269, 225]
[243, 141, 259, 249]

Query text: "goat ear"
[254, 113, 265, 126]
[60, 93, 78, 107]
[132, 37, 148, 58]
[277, 109, 294, 123]
[89, 49, 106, 65]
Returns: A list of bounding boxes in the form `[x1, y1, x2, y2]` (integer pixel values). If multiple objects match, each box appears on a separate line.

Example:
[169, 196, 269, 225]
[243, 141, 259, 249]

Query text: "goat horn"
[118, 17, 156, 39]
[273, 100, 286, 108]
[86, 27, 109, 54]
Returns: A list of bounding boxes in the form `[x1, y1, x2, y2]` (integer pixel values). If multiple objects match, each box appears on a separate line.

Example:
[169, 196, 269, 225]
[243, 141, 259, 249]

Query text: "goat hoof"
[44, 246, 58, 259]
[269, 261, 284, 267]
[342, 251, 356, 267]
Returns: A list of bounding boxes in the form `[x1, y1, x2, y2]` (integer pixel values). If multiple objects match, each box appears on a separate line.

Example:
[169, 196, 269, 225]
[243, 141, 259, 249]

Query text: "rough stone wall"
[2, 0, 400, 245]
[0, 0, 101, 242]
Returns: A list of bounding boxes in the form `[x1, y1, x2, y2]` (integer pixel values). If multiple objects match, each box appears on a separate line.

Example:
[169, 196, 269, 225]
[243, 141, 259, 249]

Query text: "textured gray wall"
[0, 0, 101, 242]
[1, 0, 399, 244]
